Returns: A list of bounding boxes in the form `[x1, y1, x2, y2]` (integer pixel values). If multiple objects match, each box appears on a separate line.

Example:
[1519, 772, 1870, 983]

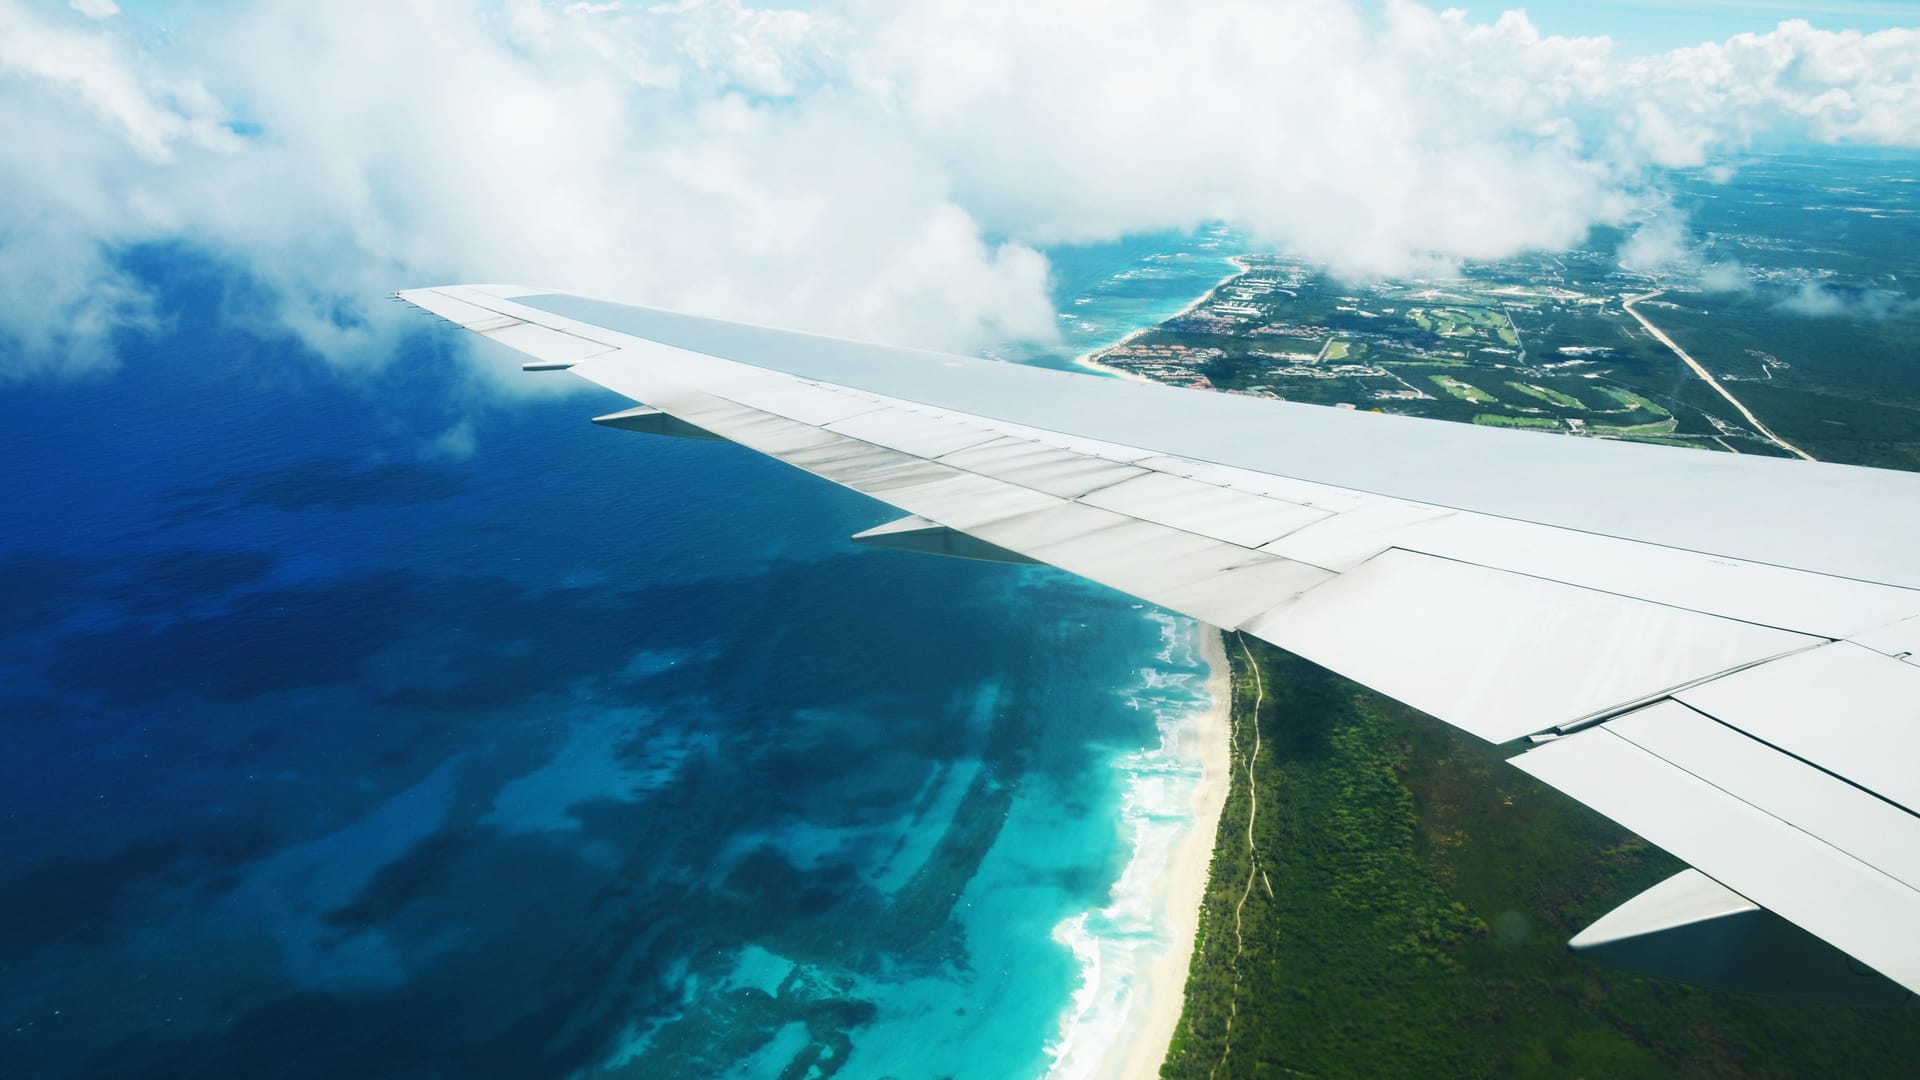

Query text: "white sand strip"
[1104, 625, 1233, 1079]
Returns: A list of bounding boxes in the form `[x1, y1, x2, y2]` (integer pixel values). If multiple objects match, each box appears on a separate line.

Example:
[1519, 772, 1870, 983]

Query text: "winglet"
[590, 406, 724, 441]
[851, 515, 1038, 565]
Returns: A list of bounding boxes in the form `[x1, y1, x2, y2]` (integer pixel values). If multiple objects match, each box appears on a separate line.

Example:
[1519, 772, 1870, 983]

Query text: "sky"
[1, 0, 1918, 393]
[1421, 1, 1920, 54]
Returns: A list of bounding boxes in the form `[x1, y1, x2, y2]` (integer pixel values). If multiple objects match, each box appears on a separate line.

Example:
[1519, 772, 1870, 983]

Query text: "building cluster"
[1096, 341, 1226, 385]
[1247, 323, 1332, 340]
[1169, 311, 1243, 334]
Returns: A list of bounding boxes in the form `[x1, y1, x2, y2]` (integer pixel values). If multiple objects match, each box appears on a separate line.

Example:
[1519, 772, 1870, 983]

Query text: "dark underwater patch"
[100, 817, 705, 1080]
[113, 548, 278, 614]
[0, 553, 95, 639]
[47, 572, 420, 704]
[0, 826, 271, 957]
[0, 548, 275, 641]
[165, 457, 466, 520]
[321, 827, 478, 931]
[0, 696, 60, 727]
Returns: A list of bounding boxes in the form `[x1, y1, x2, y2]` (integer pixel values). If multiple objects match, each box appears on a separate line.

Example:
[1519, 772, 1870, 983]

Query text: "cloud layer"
[1, 0, 1917, 381]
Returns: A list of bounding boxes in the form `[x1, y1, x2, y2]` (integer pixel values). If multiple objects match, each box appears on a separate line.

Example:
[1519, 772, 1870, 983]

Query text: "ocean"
[0, 230, 1243, 1078]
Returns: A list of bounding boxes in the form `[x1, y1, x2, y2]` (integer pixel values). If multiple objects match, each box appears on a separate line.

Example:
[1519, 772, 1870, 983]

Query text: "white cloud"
[1615, 209, 1752, 291]
[1618, 215, 1696, 273]
[851, 0, 1637, 273]
[68, 0, 117, 20]
[1697, 260, 1753, 293]
[1780, 281, 1920, 319]
[424, 419, 479, 462]
[0, 0, 1916, 383]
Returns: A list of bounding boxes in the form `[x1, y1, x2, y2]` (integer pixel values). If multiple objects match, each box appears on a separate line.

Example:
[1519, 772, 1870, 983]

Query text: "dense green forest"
[1163, 636, 1920, 1078]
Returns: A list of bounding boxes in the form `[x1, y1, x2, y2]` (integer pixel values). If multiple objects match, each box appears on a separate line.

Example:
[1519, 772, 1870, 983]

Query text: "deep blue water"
[0, 233, 1239, 1078]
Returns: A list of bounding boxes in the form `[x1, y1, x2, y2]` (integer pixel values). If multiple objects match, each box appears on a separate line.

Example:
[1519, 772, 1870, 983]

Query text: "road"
[1212, 631, 1267, 1080]
[1621, 291, 1816, 461]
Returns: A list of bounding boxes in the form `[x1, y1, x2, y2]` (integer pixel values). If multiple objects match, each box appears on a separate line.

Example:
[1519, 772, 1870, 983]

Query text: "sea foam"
[1044, 613, 1213, 1079]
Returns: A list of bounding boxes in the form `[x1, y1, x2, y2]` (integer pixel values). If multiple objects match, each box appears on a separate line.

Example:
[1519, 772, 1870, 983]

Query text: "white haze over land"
[1, 0, 1918, 383]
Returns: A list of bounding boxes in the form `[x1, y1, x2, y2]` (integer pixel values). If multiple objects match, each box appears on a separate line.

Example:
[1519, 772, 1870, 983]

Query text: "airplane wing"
[399, 283, 1920, 1004]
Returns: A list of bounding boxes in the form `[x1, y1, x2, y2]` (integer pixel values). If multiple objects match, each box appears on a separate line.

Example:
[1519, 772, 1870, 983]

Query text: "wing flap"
[1675, 643, 1920, 815]
[1518, 701, 1920, 993]
[1238, 549, 1823, 743]
[1605, 700, 1920, 892]
[1851, 613, 1920, 662]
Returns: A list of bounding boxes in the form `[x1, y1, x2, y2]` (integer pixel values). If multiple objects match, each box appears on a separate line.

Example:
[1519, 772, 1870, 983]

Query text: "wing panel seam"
[1597, 718, 1920, 889]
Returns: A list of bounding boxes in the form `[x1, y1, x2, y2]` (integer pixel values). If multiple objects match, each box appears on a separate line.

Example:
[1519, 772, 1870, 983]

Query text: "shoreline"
[1075, 256, 1249, 382]
[1106, 626, 1234, 1079]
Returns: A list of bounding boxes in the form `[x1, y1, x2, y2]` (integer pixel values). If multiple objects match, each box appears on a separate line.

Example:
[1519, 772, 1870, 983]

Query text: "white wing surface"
[401, 284, 1920, 1002]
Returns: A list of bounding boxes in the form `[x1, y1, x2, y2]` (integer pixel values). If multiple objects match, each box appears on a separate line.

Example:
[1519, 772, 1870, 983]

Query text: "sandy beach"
[1103, 626, 1234, 1079]
[1076, 256, 1250, 381]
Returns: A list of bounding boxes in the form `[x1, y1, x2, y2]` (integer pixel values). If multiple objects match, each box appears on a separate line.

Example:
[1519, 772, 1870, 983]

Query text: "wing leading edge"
[400, 283, 1920, 1001]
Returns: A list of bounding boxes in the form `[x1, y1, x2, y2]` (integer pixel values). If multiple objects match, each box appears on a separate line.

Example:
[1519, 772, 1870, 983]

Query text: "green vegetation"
[1140, 163, 1920, 463]
[1430, 375, 1495, 403]
[1507, 382, 1585, 409]
[1611, 435, 1707, 449]
[1591, 418, 1681, 436]
[1597, 386, 1671, 417]
[1473, 413, 1560, 429]
[1164, 639, 1920, 1079]
[1412, 304, 1518, 346]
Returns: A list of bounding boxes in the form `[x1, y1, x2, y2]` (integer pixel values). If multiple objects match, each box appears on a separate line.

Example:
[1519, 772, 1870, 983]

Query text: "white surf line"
[1621, 291, 1816, 461]
[1077, 256, 1250, 379]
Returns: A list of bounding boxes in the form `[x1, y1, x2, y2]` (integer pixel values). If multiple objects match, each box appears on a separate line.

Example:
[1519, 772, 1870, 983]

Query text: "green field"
[1592, 418, 1682, 436]
[1407, 305, 1520, 346]
[1612, 435, 1707, 448]
[1474, 413, 1560, 429]
[1431, 375, 1496, 403]
[1596, 386, 1671, 417]
[1507, 382, 1586, 409]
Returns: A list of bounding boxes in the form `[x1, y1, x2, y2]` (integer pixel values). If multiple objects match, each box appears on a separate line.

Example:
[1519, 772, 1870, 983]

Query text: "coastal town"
[1087, 251, 1804, 456]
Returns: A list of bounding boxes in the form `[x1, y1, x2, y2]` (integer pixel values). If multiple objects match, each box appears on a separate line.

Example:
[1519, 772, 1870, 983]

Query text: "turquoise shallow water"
[0, 232, 1241, 1078]
[1003, 225, 1244, 371]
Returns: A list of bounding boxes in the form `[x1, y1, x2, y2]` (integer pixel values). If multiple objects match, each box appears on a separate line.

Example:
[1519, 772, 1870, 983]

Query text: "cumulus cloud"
[0, 0, 1054, 380]
[423, 419, 479, 462]
[0, 0, 1916, 383]
[1697, 260, 1754, 294]
[853, 0, 1632, 273]
[1639, 21, 1920, 149]
[1780, 281, 1920, 319]
[1617, 215, 1696, 274]
[1613, 209, 1749, 292]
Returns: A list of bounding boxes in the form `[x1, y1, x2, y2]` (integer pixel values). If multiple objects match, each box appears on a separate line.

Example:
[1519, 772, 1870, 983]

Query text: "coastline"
[1043, 245, 1246, 1080]
[1107, 625, 1232, 1079]
[1075, 255, 1249, 382]
[1043, 621, 1235, 1080]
